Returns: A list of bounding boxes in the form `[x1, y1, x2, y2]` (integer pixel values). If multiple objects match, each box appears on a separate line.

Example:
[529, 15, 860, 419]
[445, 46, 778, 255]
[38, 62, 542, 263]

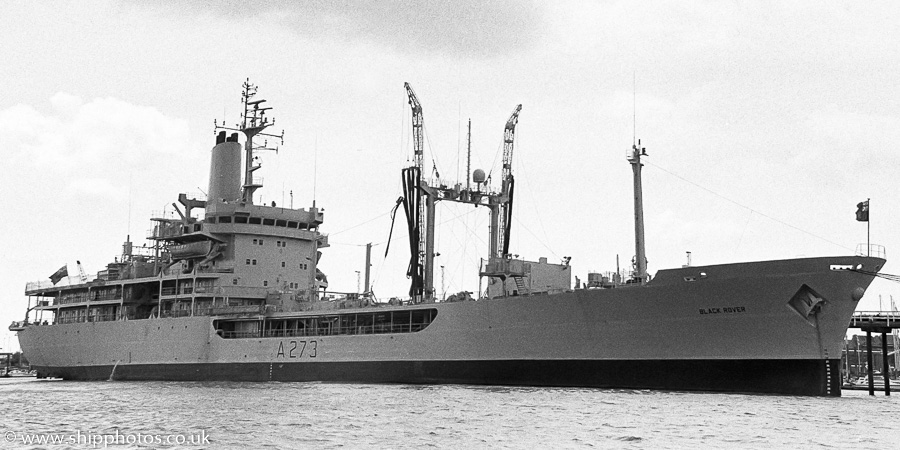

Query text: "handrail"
[26, 272, 103, 291]
[850, 311, 900, 328]
[854, 244, 887, 259]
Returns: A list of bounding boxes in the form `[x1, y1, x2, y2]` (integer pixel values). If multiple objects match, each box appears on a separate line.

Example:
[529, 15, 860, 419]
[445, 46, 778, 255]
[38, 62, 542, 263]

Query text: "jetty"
[847, 310, 899, 396]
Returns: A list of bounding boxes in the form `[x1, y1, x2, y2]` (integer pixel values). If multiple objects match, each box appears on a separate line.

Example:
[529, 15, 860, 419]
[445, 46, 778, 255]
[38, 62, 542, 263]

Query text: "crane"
[401, 83, 426, 302]
[394, 84, 521, 300]
[404, 82, 424, 175]
[498, 104, 522, 258]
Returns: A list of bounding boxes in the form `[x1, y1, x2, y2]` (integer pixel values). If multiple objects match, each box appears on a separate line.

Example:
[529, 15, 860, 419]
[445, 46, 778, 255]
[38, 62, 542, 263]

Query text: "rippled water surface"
[1, 379, 897, 449]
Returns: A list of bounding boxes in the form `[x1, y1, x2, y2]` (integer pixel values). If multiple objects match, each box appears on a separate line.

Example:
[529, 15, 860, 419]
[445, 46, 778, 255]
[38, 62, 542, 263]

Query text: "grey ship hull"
[18, 256, 881, 396]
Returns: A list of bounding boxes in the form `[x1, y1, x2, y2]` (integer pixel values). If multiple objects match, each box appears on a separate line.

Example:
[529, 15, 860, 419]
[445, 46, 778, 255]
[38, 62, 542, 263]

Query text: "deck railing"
[850, 311, 900, 329]
[855, 244, 887, 259]
[26, 272, 102, 291]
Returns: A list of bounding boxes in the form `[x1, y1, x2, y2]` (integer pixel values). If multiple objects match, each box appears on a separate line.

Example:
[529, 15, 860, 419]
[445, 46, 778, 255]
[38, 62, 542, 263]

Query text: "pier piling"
[866, 331, 874, 396]
[882, 332, 891, 396]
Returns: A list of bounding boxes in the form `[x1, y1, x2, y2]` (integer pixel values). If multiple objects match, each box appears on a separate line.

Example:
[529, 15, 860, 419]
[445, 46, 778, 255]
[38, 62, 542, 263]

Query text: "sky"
[2, 1, 900, 351]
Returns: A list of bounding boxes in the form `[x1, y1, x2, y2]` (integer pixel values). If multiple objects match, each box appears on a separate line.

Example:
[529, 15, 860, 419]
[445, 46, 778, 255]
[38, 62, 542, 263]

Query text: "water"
[1, 379, 897, 449]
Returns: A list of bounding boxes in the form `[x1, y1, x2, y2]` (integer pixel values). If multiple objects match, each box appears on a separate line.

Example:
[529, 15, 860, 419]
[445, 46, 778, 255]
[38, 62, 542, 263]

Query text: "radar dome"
[472, 169, 486, 184]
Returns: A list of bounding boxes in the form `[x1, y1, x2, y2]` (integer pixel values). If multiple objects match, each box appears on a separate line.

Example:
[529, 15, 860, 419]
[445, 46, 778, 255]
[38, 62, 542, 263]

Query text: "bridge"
[847, 311, 899, 396]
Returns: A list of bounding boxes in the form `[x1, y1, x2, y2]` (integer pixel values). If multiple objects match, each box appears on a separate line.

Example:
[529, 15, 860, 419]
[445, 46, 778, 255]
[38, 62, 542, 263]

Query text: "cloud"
[805, 105, 900, 149]
[2, 94, 190, 171]
[67, 178, 127, 200]
[50, 92, 83, 116]
[0, 94, 198, 238]
[129, 0, 545, 58]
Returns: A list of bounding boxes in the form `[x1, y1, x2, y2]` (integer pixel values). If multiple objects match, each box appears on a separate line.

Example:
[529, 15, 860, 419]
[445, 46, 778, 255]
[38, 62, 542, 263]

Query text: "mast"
[627, 139, 648, 283]
[364, 242, 372, 295]
[227, 79, 283, 204]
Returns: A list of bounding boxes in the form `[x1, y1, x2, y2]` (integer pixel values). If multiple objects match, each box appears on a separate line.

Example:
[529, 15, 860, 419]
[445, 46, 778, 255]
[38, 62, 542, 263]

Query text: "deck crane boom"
[401, 83, 427, 302]
[498, 104, 522, 258]
[405, 82, 424, 175]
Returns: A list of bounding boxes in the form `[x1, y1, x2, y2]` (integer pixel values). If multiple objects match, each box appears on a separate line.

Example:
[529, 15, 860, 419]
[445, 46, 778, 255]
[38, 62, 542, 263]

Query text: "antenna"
[466, 119, 472, 191]
[313, 132, 318, 208]
[127, 171, 133, 240]
[633, 71, 636, 146]
[457, 101, 461, 185]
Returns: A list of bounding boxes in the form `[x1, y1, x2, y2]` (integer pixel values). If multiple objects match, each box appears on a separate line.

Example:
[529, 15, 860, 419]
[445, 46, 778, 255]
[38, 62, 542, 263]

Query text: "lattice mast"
[215, 79, 284, 204]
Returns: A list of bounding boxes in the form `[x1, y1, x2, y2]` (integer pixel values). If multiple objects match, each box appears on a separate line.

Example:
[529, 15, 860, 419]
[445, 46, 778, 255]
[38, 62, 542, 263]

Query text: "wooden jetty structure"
[847, 311, 899, 396]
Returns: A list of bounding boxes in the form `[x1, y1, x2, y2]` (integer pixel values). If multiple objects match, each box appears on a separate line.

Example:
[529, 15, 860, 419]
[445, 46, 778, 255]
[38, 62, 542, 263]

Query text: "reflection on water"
[1, 380, 898, 449]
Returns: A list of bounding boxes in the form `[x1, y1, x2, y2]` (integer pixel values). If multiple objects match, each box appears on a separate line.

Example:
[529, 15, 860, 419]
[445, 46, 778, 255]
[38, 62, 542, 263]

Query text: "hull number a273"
[276, 340, 318, 359]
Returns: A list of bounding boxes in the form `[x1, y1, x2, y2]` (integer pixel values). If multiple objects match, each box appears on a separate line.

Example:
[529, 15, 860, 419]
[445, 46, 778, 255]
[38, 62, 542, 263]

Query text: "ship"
[9, 81, 885, 396]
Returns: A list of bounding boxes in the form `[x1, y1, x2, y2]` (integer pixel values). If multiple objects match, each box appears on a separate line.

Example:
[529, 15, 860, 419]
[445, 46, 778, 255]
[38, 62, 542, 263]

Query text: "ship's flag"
[856, 200, 869, 222]
[49, 265, 68, 285]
